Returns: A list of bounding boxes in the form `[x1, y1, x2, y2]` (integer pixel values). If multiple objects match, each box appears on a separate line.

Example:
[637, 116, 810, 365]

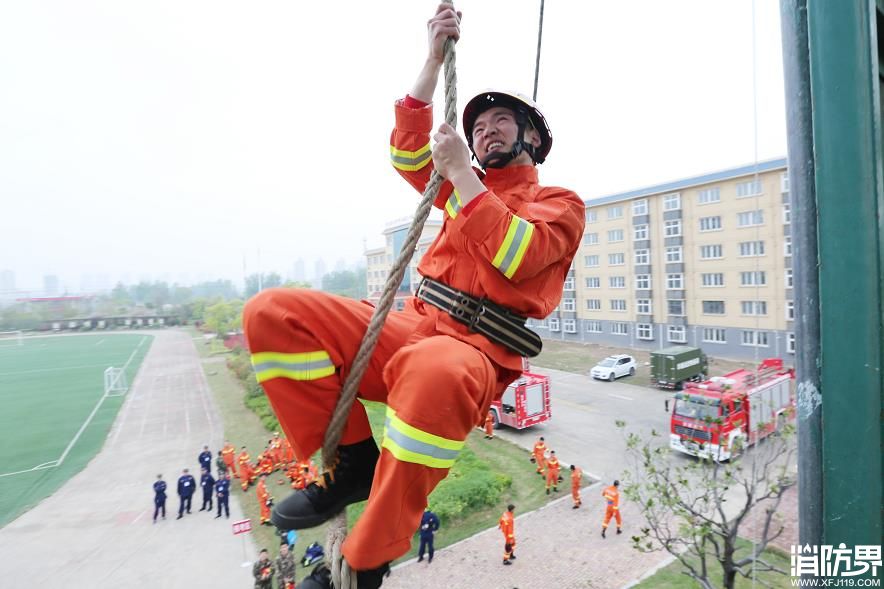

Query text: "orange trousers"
[244, 288, 517, 570]
[603, 506, 622, 528]
[571, 484, 581, 506]
[534, 454, 545, 473]
[223, 456, 237, 477]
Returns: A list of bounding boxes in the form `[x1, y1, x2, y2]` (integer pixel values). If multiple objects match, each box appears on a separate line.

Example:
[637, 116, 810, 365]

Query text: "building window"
[563, 319, 577, 333]
[608, 206, 624, 219]
[585, 321, 602, 333]
[666, 274, 684, 289]
[563, 277, 575, 290]
[663, 193, 681, 211]
[737, 210, 764, 227]
[786, 300, 794, 321]
[633, 199, 648, 215]
[664, 220, 682, 237]
[536, 319, 548, 327]
[739, 241, 765, 257]
[700, 244, 723, 259]
[583, 232, 599, 246]
[785, 235, 792, 257]
[609, 276, 626, 289]
[668, 325, 687, 343]
[634, 224, 649, 241]
[665, 246, 683, 263]
[634, 249, 650, 265]
[586, 299, 601, 311]
[736, 179, 763, 197]
[699, 216, 722, 232]
[781, 173, 790, 193]
[585, 255, 599, 268]
[740, 271, 767, 286]
[586, 210, 599, 224]
[609, 253, 625, 266]
[668, 300, 685, 316]
[698, 187, 721, 204]
[783, 203, 791, 224]
[702, 328, 727, 344]
[636, 299, 651, 314]
[611, 299, 627, 312]
[612, 322, 629, 336]
[608, 229, 624, 243]
[549, 318, 560, 332]
[562, 298, 576, 312]
[636, 323, 654, 340]
[786, 268, 793, 288]
[702, 273, 725, 287]
[741, 330, 770, 347]
[741, 300, 768, 315]
[586, 276, 601, 288]
[702, 300, 725, 315]
[787, 332, 795, 353]
[635, 274, 651, 289]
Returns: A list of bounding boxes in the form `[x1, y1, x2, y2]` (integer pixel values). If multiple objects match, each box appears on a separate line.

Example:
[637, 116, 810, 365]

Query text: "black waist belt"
[416, 277, 543, 358]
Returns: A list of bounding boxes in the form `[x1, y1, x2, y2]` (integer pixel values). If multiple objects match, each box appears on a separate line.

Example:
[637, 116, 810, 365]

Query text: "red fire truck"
[669, 358, 794, 461]
[488, 359, 552, 430]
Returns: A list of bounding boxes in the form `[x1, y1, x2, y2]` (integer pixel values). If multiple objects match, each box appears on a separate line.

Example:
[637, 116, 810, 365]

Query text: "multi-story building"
[365, 217, 443, 309]
[534, 157, 792, 360]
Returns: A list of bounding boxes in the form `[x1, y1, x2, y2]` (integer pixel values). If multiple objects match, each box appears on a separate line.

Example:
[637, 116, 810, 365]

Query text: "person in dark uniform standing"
[215, 472, 231, 518]
[152, 474, 167, 523]
[417, 507, 441, 564]
[199, 467, 215, 512]
[176, 468, 196, 519]
[198, 445, 213, 474]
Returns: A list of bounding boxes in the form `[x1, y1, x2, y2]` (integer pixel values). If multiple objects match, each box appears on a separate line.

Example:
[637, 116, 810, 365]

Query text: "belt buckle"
[467, 297, 488, 331]
[451, 295, 473, 322]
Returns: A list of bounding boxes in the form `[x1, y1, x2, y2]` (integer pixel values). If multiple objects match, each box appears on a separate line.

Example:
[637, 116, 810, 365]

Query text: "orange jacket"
[257, 479, 270, 503]
[498, 510, 515, 541]
[221, 444, 236, 464]
[237, 451, 251, 466]
[603, 485, 620, 509]
[390, 101, 585, 371]
[571, 467, 582, 488]
[532, 440, 547, 458]
[546, 456, 560, 477]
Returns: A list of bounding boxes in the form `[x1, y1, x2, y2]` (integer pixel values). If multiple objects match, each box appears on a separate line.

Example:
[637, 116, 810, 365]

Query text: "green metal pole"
[806, 0, 883, 553]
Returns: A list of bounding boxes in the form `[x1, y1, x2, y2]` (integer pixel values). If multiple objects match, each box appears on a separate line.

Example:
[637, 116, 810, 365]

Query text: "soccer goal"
[104, 367, 129, 396]
[0, 330, 23, 347]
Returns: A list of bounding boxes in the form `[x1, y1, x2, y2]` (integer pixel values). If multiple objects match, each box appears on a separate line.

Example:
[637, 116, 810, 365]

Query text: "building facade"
[534, 157, 793, 360]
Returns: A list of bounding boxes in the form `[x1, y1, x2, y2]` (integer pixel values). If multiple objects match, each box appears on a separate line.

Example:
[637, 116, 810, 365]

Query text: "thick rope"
[324, 5, 458, 587]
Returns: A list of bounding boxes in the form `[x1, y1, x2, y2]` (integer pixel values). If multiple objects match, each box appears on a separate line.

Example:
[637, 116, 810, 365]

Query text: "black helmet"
[462, 90, 552, 168]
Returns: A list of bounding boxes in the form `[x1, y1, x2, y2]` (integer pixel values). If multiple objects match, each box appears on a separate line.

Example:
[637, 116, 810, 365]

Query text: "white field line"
[0, 337, 148, 478]
[0, 363, 108, 377]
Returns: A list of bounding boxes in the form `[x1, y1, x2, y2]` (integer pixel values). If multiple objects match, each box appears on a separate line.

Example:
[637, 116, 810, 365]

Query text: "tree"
[203, 300, 243, 336]
[618, 421, 796, 589]
[244, 273, 283, 299]
[320, 269, 365, 299]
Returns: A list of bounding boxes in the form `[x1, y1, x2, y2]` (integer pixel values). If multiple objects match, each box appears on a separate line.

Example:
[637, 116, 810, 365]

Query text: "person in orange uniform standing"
[601, 480, 622, 538]
[570, 464, 582, 509]
[483, 410, 494, 439]
[498, 504, 516, 565]
[221, 440, 238, 478]
[545, 450, 561, 495]
[257, 474, 273, 525]
[242, 6, 584, 587]
[532, 436, 547, 475]
[238, 447, 256, 492]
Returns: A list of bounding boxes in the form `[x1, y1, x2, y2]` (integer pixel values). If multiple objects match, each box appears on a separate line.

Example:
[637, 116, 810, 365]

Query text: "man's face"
[280, 544, 288, 555]
[471, 106, 540, 165]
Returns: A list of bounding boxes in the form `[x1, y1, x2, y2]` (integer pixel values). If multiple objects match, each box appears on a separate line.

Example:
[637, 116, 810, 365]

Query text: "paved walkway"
[0, 330, 255, 588]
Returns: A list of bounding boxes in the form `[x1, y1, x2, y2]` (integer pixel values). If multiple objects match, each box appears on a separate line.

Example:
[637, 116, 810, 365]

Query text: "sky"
[0, 0, 787, 294]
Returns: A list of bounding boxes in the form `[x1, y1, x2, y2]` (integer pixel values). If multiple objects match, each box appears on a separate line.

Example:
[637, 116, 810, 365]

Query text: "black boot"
[297, 562, 390, 589]
[273, 438, 379, 530]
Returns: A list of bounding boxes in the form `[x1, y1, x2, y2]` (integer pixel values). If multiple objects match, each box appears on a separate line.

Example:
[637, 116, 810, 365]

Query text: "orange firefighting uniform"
[571, 466, 582, 507]
[603, 484, 622, 529]
[238, 451, 256, 491]
[269, 435, 283, 468]
[545, 454, 561, 491]
[257, 478, 272, 524]
[498, 509, 516, 562]
[257, 453, 274, 477]
[281, 437, 295, 463]
[242, 98, 584, 570]
[484, 411, 494, 438]
[221, 443, 238, 478]
[532, 438, 547, 474]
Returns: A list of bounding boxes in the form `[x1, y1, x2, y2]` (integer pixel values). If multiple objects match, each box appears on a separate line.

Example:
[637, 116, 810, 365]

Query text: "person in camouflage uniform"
[274, 541, 297, 589]
[253, 548, 274, 589]
[215, 450, 228, 477]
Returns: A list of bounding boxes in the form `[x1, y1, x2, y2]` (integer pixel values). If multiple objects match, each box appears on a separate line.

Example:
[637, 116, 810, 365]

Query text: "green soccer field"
[0, 333, 153, 527]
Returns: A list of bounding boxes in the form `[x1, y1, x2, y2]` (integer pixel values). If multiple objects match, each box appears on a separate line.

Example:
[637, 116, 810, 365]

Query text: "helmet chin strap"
[477, 108, 539, 169]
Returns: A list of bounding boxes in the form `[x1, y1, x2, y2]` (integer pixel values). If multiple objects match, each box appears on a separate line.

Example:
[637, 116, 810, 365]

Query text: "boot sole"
[271, 486, 371, 530]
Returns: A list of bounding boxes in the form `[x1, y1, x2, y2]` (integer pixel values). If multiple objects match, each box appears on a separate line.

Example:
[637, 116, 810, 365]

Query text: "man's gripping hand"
[432, 123, 471, 181]
[427, 3, 462, 64]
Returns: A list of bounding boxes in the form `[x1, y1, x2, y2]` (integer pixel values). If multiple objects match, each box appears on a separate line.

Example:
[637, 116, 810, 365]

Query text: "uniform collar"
[483, 164, 538, 190]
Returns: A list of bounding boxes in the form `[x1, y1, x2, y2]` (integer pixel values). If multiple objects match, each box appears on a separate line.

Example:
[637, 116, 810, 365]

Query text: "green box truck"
[650, 346, 708, 389]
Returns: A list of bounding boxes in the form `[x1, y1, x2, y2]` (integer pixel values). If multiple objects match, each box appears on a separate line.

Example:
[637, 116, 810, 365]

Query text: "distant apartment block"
[365, 218, 443, 310]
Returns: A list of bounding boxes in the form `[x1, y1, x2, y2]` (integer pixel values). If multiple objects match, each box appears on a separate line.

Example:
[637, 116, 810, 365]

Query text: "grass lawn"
[632, 539, 792, 588]
[191, 327, 557, 582]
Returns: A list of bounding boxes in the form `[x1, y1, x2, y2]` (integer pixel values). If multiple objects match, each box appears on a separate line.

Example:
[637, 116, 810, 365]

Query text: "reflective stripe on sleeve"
[250, 350, 335, 383]
[381, 407, 463, 469]
[492, 215, 535, 279]
[390, 143, 432, 172]
[444, 189, 463, 219]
